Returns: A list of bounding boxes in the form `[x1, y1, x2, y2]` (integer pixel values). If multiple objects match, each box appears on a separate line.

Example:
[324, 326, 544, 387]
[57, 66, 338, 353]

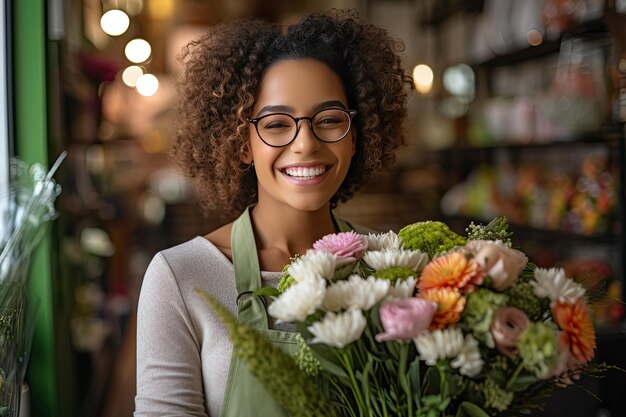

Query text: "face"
[244, 58, 356, 212]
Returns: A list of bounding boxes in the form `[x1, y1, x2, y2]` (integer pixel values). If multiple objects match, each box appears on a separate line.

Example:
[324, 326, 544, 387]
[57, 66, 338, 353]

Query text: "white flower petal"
[363, 249, 428, 272]
[533, 267, 585, 305]
[323, 275, 390, 311]
[386, 276, 418, 299]
[268, 277, 326, 322]
[414, 327, 464, 365]
[450, 334, 483, 377]
[308, 308, 367, 348]
[288, 250, 337, 282]
[367, 231, 404, 251]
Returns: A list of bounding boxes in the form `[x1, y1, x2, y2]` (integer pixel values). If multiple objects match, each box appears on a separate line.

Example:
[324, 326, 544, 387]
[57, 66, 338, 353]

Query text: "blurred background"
[2, 0, 626, 416]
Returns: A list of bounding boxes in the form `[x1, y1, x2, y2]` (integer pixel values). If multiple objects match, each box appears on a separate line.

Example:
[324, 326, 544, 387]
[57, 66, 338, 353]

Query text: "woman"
[135, 9, 412, 417]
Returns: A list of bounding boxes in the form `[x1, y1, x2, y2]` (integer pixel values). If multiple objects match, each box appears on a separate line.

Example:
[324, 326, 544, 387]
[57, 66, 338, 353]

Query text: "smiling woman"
[135, 9, 413, 417]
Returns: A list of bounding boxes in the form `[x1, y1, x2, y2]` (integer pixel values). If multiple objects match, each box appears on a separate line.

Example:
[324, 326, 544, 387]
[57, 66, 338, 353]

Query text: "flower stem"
[398, 343, 413, 417]
[506, 361, 525, 390]
[339, 349, 367, 416]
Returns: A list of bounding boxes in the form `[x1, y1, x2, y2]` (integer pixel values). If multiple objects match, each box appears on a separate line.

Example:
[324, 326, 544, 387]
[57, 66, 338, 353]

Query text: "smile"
[278, 164, 331, 185]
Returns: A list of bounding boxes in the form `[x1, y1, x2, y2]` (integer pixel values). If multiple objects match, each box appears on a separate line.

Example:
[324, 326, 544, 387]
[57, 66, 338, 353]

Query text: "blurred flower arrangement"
[199, 217, 610, 417]
[0, 153, 64, 416]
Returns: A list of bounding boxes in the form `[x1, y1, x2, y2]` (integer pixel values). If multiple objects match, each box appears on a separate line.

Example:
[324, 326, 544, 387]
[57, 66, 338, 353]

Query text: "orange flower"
[419, 288, 466, 329]
[418, 252, 484, 293]
[553, 300, 596, 363]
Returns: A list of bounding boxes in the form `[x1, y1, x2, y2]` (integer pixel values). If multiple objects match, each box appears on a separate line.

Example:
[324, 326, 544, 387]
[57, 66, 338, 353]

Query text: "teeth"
[284, 166, 327, 178]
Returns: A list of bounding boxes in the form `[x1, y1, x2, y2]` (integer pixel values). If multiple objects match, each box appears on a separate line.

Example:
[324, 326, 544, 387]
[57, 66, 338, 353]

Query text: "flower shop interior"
[2, 0, 626, 416]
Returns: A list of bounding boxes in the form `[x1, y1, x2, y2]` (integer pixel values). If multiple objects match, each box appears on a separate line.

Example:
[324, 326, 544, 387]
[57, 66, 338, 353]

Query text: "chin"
[283, 194, 334, 212]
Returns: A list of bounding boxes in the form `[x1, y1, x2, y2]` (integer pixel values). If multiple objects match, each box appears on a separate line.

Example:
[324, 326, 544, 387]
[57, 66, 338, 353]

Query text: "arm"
[135, 253, 210, 417]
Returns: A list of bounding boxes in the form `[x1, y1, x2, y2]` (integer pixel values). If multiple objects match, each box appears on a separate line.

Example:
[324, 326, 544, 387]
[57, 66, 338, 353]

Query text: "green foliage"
[293, 334, 321, 376]
[196, 289, 338, 417]
[277, 254, 301, 293]
[507, 282, 543, 321]
[465, 217, 513, 246]
[373, 267, 416, 285]
[398, 221, 467, 258]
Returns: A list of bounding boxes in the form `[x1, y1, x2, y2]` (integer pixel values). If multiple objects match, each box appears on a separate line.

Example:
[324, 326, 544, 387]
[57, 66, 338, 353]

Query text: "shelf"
[445, 215, 620, 245]
[426, 131, 623, 154]
[419, 0, 484, 26]
[476, 18, 608, 68]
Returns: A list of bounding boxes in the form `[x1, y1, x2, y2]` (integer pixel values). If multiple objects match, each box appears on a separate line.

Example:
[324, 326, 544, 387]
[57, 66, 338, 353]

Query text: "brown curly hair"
[171, 9, 413, 221]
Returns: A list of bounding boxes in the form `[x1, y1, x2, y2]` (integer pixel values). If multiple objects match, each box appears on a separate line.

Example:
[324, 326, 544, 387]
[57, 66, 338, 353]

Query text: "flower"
[398, 221, 467, 258]
[288, 250, 337, 282]
[462, 289, 508, 348]
[308, 308, 367, 348]
[450, 334, 484, 377]
[419, 288, 466, 329]
[533, 268, 585, 305]
[375, 298, 438, 342]
[553, 300, 596, 363]
[268, 277, 326, 322]
[517, 321, 559, 379]
[313, 231, 368, 267]
[413, 327, 464, 365]
[323, 275, 390, 311]
[467, 240, 527, 291]
[417, 252, 484, 293]
[367, 230, 404, 251]
[387, 276, 418, 299]
[364, 249, 428, 272]
[490, 307, 530, 357]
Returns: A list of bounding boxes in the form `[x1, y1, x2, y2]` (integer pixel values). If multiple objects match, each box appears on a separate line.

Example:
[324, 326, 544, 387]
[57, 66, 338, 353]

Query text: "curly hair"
[171, 9, 413, 221]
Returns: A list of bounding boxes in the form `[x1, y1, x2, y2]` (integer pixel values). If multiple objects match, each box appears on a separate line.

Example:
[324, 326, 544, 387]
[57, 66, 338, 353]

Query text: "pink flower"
[490, 307, 530, 357]
[313, 231, 368, 267]
[466, 240, 528, 291]
[375, 298, 438, 342]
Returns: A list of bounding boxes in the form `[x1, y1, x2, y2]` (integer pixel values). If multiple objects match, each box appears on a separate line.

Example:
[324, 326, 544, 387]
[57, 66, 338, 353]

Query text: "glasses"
[248, 108, 357, 148]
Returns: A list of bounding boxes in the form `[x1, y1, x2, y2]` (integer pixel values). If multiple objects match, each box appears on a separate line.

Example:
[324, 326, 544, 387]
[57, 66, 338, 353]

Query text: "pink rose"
[467, 240, 528, 291]
[375, 298, 438, 342]
[490, 307, 530, 357]
[313, 231, 368, 267]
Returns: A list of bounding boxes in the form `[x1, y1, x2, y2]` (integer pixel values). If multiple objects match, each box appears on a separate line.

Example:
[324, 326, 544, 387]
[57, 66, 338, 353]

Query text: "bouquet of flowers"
[0, 154, 64, 416]
[199, 217, 606, 417]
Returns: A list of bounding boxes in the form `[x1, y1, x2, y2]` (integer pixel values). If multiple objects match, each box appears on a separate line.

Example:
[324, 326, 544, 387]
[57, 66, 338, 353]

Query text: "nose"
[289, 118, 320, 154]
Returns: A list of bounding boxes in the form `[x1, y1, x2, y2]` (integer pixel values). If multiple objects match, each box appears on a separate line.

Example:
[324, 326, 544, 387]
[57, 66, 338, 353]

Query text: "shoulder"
[204, 222, 234, 261]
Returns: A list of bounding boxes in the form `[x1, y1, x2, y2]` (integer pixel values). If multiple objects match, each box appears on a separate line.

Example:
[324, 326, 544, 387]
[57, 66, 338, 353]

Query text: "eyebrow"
[256, 100, 348, 116]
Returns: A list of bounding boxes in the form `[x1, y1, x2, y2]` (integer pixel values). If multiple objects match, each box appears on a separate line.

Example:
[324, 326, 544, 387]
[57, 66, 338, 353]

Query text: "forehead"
[253, 59, 348, 112]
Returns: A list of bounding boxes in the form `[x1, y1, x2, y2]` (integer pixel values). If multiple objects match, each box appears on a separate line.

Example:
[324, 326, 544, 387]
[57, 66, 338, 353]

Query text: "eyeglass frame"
[247, 107, 357, 148]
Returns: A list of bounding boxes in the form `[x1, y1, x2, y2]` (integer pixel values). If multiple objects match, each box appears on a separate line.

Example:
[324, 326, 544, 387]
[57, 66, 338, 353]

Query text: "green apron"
[219, 207, 352, 417]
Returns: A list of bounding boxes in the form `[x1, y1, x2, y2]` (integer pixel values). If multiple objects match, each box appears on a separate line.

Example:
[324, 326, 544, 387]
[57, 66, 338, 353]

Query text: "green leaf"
[507, 373, 539, 392]
[252, 287, 280, 297]
[408, 358, 422, 405]
[422, 366, 441, 396]
[455, 402, 490, 417]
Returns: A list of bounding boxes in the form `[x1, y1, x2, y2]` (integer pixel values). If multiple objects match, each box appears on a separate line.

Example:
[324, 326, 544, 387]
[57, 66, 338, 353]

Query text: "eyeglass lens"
[256, 109, 351, 146]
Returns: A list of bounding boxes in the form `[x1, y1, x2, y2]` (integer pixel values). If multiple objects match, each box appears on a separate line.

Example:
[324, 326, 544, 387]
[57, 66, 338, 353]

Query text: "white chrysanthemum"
[268, 277, 326, 322]
[367, 230, 404, 251]
[363, 249, 428, 272]
[414, 327, 464, 365]
[450, 334, 483, 377]
[288, 250, 337, 282]
[386, 276, 418, 299]
[533, 267, 585, 305]
[308, 307, 367, 348]
[323, 275, 390, 311]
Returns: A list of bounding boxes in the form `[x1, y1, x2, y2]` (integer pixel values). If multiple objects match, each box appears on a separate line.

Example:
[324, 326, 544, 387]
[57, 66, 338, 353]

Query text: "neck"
[250, 196, 338, 257]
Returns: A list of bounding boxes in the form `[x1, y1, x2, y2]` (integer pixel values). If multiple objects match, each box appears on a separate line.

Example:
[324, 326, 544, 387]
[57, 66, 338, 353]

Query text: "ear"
[240, 142, 253, 164]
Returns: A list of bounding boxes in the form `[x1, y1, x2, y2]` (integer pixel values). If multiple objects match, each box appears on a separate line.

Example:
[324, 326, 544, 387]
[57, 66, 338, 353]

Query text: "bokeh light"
[136, 73, 159, 96]
[100, 10, 130, 36]
[413, 64, 434, 94]
[122, 65, 144, 87]
[125, 39, 152, 63]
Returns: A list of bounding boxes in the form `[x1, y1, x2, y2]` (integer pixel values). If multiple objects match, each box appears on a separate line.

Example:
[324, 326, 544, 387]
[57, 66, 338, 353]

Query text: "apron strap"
[231, 206, 353, 329]
[232, 206, 269, 329]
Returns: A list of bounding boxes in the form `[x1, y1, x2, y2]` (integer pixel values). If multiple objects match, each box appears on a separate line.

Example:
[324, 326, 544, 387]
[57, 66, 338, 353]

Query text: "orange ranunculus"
[553, 300, 596, 363]
[417, 252, 484, 293]
[419, 288, 466, 329]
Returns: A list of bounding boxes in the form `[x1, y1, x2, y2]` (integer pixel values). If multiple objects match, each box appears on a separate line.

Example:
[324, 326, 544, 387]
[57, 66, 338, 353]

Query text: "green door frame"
[13, 0, 58, 416]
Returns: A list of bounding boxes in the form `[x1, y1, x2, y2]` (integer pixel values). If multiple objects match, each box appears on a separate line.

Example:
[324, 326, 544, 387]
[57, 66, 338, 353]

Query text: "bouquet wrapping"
[200, 217, 605, 417]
